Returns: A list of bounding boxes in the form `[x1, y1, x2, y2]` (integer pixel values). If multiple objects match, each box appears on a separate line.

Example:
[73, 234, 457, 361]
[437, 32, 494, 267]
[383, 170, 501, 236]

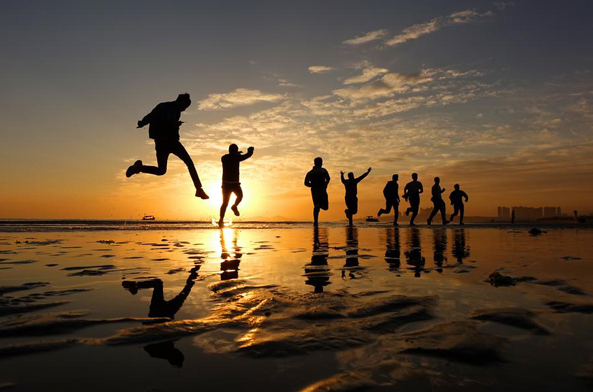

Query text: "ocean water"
[0, 222, 592, 391]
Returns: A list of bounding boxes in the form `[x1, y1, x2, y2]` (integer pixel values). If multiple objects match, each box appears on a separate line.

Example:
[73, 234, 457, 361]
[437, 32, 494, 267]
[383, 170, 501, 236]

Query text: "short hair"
[434, 177, 440, 182]
[229, 144, 239, 153]
[314, 157, 323, 166]
[454, 183, 460, 189]
[412, 173, 418, 179]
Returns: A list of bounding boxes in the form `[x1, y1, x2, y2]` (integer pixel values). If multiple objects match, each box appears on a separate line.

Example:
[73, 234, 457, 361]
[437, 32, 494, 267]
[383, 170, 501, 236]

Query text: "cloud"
[343, 29, 388, 45]
[197, 88, 284, 110]
[343, 66, 389, 85]
[334, 72, 431, 101]
[386, 9, 494, 47]
[308, 65, 335, 74]
[494, 2, 515, 10]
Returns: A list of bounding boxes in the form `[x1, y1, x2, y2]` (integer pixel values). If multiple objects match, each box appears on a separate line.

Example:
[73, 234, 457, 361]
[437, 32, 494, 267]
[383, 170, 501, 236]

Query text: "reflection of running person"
[341, 168, 371, 226]
[449, 184, 469, 225]
[403, 173, 423, 226]
[427, 177, 449, 225]
[126, 93, 209, 200]
[304, 157, 331, 226]
[219, 144, 254, 227]
[378, 174, 400, 225]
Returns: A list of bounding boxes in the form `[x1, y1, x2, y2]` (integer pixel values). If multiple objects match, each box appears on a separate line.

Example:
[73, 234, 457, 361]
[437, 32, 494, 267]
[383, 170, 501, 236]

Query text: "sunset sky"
[1, 0, 592, 220]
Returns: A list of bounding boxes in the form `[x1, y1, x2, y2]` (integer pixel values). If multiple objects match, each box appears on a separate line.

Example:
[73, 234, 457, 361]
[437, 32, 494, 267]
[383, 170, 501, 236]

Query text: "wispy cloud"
[334, 72, 431, 101]
[343, 64, 389, 85]
[386, 9, 494, 47]
[198, 88, 284, 110]
[308, 65, 335, 74]
[343, 29, 388, 45]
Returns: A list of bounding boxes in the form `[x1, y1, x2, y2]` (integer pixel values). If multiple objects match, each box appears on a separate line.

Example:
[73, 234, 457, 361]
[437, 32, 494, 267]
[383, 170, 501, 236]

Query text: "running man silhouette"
[403, 173, 423, 226]
[219, 144, 254, 227]
[378, 174, 400, 225]
[304, 157, 331, 226]
[427, 177, 449, 225]
[341, 168, 372, 226]
[126, 93, 209, 199]
[449, 184, 469, 225]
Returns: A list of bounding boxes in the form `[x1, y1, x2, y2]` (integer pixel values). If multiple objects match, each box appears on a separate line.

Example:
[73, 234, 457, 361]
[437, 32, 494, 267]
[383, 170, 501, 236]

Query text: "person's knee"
[156, 167, 167, 175]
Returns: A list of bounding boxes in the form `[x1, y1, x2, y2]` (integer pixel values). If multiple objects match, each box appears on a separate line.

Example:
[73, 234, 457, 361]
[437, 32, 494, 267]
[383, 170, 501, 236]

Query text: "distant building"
[543, 206, 562, 218]
[497, 207, 510, 220]
[512, 206, 543, 221]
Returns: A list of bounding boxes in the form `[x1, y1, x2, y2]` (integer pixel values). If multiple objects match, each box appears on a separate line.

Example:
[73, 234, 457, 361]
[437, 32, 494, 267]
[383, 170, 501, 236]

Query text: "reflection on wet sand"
[304, 227, 331, 293]
[433, 229, 447, 273]
[342, 227, 362, 279]
[452, 228, 470, 264]
[405, 228, 425, 277]
[122, 266, 199, 367]
[385, 227, 401, 271]
[220, 229, 242, 280]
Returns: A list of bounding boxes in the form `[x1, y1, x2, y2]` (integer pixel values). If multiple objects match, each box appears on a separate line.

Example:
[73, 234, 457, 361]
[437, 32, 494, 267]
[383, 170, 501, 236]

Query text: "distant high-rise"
[497, 206, 510, 220]
[512, 206, 543, 221]
[543, 206, 561, 218]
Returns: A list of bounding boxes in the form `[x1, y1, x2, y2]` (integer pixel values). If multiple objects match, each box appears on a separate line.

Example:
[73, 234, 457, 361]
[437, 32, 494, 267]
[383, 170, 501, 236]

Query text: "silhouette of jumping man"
[304, 157, 331, 226]
[341, 168, 372, 226]
[219, 144, 254, 227]
[126, 93, 209, 199]
[427, 177, 449, 225]
[305, 227, 331, 293]
[449, 184, 469, 225]
[403, 173, 423, 226]
[378, 174, 400, 225]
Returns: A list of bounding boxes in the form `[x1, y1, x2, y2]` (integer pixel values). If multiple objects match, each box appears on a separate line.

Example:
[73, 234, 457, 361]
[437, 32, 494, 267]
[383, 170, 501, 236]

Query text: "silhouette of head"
[176, 93, 191, 111]
[229, 144, 239, 154]
[434, 177, 440, 184]
[392, 174, 399, 181]
[348, 172, 354, 180]
[314, 157, 323, 167]
[412, 173, 418, 180]
[454, 183, 460, 190]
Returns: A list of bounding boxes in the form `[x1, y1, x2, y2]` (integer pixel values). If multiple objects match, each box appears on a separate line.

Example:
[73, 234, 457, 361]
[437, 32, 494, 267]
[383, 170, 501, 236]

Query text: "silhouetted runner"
[378, 174, 400, 225]
[449, 184, 469, 225]
[427, 177, 449, 225]
[341, 168, 371, 226]
[304, 157, 331, 226]
[219, 144, 254, 227]
[126, 93, 209, 199]
[403, 173, 423, 226]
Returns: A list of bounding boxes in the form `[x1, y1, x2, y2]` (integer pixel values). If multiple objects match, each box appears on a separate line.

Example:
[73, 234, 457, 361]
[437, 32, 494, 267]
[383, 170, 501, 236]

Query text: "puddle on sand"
[0, 226, 592, 392]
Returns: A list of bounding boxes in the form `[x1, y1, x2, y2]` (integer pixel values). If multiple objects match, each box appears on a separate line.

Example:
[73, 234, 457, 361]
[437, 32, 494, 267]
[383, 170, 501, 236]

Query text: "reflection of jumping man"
[449, 184, 469, 225]
[403, 173, 423, 226]
[126, 93, 209, 200]
[378, 174, 400, 225]
[341, 168, 372, 226]
[304, 157, 331, 226]
[219, 144, 254, 227]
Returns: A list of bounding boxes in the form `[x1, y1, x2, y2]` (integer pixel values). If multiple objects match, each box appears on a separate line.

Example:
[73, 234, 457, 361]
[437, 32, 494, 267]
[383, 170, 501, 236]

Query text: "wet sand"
[0, 224, 592, 391]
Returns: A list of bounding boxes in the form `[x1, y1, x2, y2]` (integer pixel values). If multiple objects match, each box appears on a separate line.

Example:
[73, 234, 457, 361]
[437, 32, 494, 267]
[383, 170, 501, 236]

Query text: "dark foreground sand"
[0, 225, 592, 391]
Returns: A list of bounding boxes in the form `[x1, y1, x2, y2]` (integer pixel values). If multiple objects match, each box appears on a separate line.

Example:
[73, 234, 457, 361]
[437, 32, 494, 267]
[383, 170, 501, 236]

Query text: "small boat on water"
[365, 216, 379, 222]
[142, 215, 156, 221]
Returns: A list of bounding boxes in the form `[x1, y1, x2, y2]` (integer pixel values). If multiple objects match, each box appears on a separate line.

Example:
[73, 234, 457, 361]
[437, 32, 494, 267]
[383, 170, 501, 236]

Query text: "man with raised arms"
[219, 144, 254, 227]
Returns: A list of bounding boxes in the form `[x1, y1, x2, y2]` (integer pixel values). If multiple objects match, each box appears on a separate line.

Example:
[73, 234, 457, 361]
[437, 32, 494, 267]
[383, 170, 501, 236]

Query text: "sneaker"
[126, 160, 142, 178]
[195, 188, 210, 199]
[231, 205, 240, 216]
[377, 209, 383, 217]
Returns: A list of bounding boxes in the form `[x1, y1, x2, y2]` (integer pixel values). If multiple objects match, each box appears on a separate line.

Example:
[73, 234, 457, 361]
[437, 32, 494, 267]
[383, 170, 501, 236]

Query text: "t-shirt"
[139, 101, 182, 141]
[343, 179, 359, 198]
[305, 167, 330, 189]
[449, 190, 468, 205]
[404, 180, 423, 196]
[222, 154, 241, 183]
[383, 181, 399, 200]
[431, 184, 443, 201]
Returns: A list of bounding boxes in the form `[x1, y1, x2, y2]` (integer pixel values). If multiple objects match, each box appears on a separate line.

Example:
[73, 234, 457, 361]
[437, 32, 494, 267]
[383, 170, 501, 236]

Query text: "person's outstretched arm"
[356, 167, 372, 183]
[137, 104, 159, 128]
[340, 171, 346, 184]
[240, 146, 255, 161]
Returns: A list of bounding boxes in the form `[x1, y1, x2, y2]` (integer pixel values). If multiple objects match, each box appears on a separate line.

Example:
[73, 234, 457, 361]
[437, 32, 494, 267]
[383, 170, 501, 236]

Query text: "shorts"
[311, 188, 329, 210]
[346, 196, 358, 215]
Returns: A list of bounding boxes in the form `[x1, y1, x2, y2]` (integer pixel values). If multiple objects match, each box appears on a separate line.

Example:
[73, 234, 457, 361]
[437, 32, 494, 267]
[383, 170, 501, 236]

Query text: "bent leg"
[141, 148, 169, 176]
[171, 142, 202, 190]
[232, 186, 243, 207]
[459, 204, 465, 223]
[220, 187, 232, 220]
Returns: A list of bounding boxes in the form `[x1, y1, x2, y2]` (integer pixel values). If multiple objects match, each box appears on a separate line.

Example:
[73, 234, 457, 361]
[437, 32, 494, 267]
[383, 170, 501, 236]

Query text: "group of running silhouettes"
[126, 93, 469, 227]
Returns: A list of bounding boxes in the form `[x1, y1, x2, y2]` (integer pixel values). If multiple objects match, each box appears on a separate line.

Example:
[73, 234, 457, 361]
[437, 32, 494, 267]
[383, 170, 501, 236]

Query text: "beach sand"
[0, 223, 592, 391]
